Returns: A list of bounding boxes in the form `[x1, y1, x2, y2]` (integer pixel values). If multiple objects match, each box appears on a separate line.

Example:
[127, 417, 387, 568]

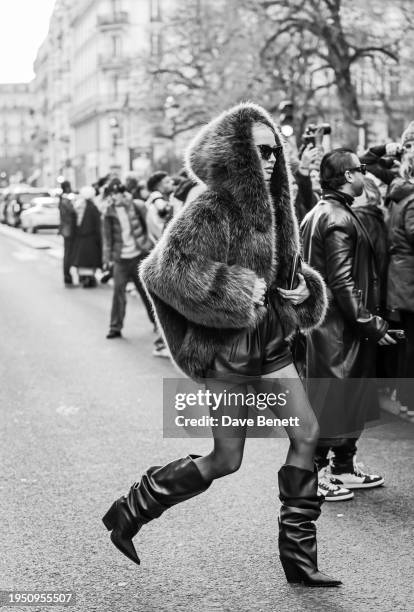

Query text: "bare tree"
[144, 0, 268, 139]
[142, 0, 413, 149]
[249, 0, 410, 145]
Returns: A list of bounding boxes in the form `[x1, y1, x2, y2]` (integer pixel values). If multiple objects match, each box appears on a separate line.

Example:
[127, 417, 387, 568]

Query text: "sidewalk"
[379, 390, 414, 423]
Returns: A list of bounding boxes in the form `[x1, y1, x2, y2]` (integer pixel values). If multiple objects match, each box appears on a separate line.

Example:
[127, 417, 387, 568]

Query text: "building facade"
[0, 83, 35, 182]
[27, 0, 414, 187]
[32, 0, 73, 187]
[31, 0, 170, 188]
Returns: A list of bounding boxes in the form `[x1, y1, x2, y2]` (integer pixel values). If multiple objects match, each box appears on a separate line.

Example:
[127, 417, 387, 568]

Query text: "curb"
[379, 393, 414, 423]
[0, 224, 56, 250]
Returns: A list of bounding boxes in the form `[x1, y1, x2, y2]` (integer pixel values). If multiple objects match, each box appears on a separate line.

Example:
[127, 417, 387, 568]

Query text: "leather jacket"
[301, 189, 388, 379]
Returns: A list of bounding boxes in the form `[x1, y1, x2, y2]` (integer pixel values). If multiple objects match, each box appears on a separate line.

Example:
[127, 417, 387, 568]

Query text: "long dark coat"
[73, 200, 102, 269]
[386, 177, 414, 314]
[140, 102, 328, 381]
[301, 190, 388, 435]
[353, 203, 388, 311]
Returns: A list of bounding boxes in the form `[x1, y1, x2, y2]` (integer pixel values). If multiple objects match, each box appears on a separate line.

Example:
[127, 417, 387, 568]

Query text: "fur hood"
[140, 102, 327, 380]
[185, 102, 300, 268]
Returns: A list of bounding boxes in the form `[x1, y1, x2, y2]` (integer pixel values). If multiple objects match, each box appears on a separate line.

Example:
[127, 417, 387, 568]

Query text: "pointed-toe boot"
[278, 464, 342, 587]
[102, 454, 211, 565]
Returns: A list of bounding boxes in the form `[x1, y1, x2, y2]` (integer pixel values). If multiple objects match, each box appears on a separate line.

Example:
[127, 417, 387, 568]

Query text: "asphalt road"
[0, 227, 413, 612]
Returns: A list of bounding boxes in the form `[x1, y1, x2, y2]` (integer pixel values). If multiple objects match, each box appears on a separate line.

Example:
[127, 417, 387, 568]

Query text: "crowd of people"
[58, 169, 185, 356]
[57, 113, 414, 579]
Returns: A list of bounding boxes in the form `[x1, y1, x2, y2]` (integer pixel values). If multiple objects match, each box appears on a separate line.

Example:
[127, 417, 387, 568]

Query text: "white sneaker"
[329, 459, 384, 489]
[317, 468, 354, 501]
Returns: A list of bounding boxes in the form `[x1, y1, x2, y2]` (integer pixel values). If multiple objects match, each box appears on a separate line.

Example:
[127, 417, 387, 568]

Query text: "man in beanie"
[360, 120, 414, 186]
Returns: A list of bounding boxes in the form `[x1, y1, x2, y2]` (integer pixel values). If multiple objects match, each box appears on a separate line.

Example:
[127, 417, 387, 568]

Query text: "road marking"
[12, 250, 39, 261]
[56, 404, 80, 416]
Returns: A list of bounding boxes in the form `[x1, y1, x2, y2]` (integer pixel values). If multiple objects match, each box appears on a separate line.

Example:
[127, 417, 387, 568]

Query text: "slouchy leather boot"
[278, 464, 342, 587]
[102, 455, 211, 565]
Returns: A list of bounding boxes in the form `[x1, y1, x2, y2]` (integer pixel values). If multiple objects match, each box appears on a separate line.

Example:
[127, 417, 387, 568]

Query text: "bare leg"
[261, 363, 319, 471]
[194, 381, 249, 481]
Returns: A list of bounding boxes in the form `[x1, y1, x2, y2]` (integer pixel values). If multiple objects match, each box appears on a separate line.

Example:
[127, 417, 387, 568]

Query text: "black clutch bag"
[286, 253, 302, 290]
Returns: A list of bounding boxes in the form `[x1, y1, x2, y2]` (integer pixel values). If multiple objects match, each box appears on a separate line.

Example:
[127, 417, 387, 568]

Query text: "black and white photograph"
[1, 1, 413, 611]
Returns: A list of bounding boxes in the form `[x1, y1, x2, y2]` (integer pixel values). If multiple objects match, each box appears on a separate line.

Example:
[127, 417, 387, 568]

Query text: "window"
[112, 35, 122, 57]
[151, 0, 161, 21]
[112, 76, 119, 100]
[151, 31, 162, 58]
[111, 0, 122, 12]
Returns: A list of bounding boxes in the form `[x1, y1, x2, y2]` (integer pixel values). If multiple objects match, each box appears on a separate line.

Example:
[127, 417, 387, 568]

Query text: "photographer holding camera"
[292, 125, 327, 223]
[360, 121, 414, 187]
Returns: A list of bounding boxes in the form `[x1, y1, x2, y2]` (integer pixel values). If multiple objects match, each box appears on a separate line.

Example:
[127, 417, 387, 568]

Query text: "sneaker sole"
[336, 478, 384, 490]
[320, 492, 354, 501]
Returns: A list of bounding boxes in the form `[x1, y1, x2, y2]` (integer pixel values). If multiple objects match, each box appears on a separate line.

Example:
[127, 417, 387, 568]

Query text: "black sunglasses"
[257, 144, 283, 161]
[345, 164, 367, 175]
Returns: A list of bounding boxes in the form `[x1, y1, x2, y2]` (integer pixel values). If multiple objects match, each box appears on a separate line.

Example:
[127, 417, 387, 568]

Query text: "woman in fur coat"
[102, 103, 340, 587]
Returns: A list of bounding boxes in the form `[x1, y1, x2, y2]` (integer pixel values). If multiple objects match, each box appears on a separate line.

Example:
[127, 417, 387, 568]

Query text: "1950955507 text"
[0, 591, 75, 606]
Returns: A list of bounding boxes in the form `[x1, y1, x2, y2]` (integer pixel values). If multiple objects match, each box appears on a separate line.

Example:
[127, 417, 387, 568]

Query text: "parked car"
[0, 184, 30, 224]
[20, 196, 60, 233]
[3, 186, 50, 227]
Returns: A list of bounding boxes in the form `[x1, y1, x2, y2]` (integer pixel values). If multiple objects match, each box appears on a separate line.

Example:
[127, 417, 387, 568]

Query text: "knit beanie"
[401, 121, 414, 146]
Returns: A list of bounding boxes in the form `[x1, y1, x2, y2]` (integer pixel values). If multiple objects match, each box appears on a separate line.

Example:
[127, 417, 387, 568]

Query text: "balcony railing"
[97, 11, 129, 28]
[97, 53, 131, 70]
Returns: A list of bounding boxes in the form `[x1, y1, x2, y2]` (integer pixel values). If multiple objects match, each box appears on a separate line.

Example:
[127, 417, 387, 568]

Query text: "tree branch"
[350, 46, 399, 63]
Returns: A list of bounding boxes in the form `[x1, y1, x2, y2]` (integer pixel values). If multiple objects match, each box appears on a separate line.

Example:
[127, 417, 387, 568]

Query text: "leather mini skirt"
[208, 297, 293, 379]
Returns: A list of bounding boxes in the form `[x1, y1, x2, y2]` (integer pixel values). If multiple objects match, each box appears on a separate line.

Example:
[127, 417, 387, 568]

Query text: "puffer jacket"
[140, 102, 327, 381]
[387, 177, 414, 313]
[102, 196, 153, 263]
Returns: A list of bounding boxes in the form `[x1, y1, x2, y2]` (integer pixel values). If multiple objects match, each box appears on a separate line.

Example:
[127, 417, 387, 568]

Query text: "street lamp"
[109, 116, 121, 172]
[164, 95, 180, 130]
[163, 96, 180, 172]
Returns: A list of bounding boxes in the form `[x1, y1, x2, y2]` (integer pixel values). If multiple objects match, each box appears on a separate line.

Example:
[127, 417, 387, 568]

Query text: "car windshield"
[20, 192, 49, 204]
[33, 197, 58, 208]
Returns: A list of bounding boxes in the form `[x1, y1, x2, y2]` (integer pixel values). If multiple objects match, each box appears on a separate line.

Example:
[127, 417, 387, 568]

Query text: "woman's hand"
[252, 277, 267, 305]
[277, 273, 310, 305]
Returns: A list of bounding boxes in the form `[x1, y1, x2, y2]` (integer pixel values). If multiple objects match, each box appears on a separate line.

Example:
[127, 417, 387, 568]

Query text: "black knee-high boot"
[102, 455, 211, 565]
[278, 465, 342, 587]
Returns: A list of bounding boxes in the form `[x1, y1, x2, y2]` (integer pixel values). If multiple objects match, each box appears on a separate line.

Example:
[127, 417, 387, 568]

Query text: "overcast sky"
[0, 0, 56, 83]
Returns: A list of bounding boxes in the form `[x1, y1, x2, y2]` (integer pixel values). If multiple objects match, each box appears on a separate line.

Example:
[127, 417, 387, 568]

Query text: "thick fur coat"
[140, 102, 327, 380]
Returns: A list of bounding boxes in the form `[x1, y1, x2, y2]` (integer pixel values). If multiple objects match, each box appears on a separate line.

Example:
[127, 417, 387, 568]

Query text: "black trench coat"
[300, 190, 388, 436]
[73, 200, 102, 269]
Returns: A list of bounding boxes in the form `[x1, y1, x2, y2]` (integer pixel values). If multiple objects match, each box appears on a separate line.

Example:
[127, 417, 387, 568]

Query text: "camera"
[302, 123, 331, 147]
[101, 263, 114, 284]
